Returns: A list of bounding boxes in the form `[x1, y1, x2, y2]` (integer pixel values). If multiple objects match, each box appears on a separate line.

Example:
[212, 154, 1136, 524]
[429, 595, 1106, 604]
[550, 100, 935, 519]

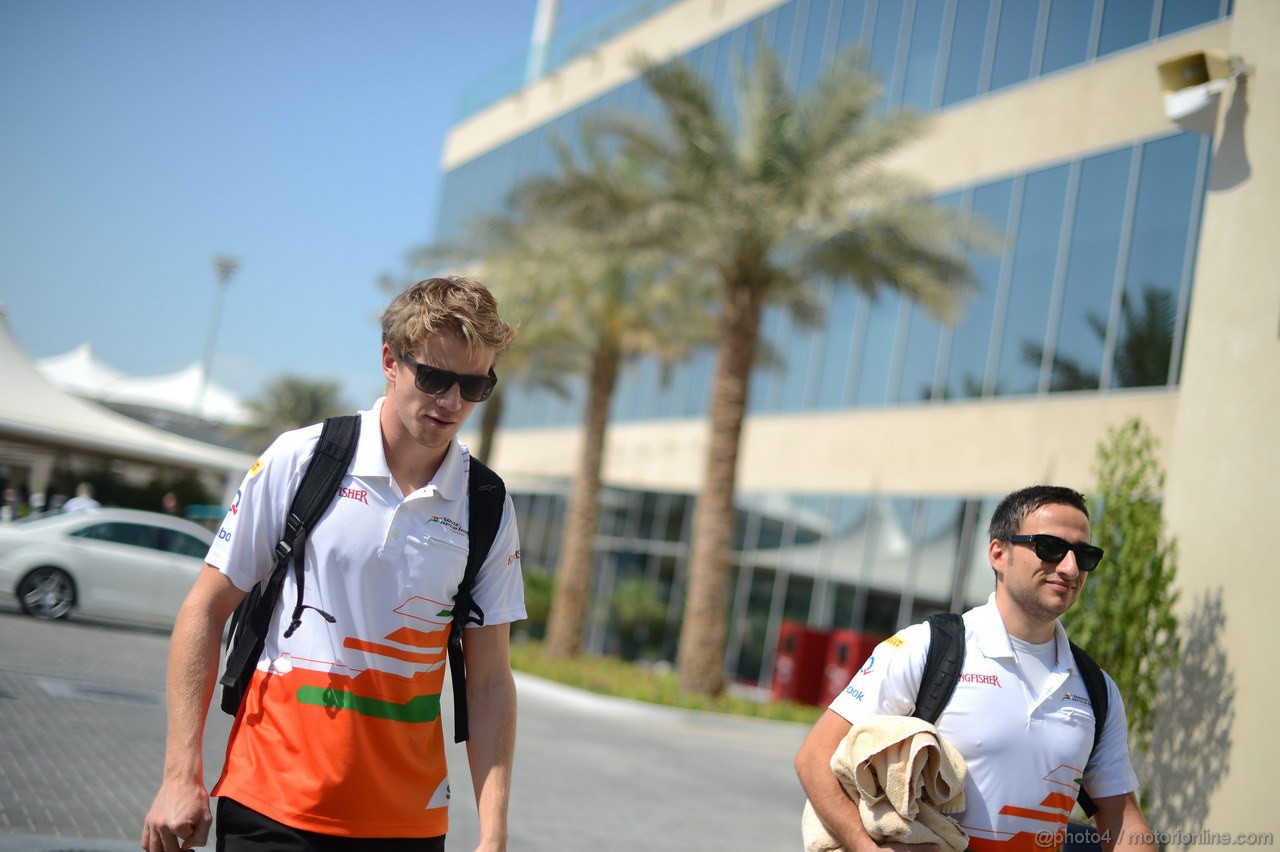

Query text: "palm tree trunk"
[474, 388, 505, 464]
[677, 283, 764, 695]
[544, 344, 621, 659]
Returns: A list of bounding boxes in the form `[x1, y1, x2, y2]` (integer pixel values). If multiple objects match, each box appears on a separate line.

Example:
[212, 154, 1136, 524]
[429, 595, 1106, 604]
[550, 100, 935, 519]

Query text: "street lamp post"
[195, 254, 239, 419]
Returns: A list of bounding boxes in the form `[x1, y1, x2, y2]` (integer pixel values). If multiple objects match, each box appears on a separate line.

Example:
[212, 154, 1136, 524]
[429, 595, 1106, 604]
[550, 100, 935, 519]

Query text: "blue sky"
[0, 0, 618, 408]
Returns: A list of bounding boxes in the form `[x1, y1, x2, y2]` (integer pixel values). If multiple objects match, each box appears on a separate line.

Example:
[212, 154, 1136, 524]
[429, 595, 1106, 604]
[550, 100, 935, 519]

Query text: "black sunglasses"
[1009, 534, 1104, 572]
[402, 355, 497, 403]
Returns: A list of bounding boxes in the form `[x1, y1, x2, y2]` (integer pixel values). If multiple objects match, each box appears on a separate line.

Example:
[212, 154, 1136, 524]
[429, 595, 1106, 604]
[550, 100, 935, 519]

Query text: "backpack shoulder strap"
[219, 414, 360, 715]
[1069, 640, 1110, 818]
[279, 414, 361, 638]
[913, 613, 965, 724]
[447, 456, 507, 743]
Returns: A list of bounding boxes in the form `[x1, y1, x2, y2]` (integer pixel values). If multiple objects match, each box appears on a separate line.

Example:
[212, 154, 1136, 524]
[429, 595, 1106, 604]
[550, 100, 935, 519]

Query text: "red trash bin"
[771, 621, 831, 706]
[819, 629, 885, 706]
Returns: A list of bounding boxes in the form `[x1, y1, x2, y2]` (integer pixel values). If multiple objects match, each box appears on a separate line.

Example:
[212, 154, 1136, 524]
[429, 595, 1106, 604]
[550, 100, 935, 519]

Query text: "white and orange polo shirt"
[828, 596, 1138, 852]
[206, 399, 525, 838]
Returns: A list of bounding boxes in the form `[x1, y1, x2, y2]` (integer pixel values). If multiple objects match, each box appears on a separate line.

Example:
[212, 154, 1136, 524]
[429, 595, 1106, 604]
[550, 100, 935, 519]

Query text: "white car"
[0, 507, 214, 628]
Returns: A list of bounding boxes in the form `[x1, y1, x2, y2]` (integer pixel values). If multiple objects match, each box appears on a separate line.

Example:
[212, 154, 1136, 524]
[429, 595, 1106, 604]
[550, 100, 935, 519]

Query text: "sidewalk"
[1, 609, 809, 851]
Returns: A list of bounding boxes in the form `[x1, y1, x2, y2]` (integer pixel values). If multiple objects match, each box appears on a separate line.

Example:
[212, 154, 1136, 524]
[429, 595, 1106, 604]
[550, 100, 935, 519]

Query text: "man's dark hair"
[988, 485, 1090, 542]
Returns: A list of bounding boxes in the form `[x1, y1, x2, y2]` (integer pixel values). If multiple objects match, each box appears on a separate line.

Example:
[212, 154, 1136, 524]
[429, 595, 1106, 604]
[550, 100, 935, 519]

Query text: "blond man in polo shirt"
[143, 276, 523, 852]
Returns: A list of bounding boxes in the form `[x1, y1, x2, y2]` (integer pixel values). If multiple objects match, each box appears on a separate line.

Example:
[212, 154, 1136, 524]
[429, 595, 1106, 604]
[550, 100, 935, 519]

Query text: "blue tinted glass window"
[797, 0, 837, 89]
[945, 179, 1013, 398]
[895, 305, 943, 402]
[834, 0, 869, 51]
[813, 283, 861, 409]
[749, 308, 784, 413]
[1048, 148, 1131, 391]
[988, 0, 1042, 92]
[779, 313, 821, 411]
[687, 44, 712, 80]
[773, 0, 800, 72]
[1097, 0, 1155, 57]
[894, 191, 962, 401]
[994, 165, 1071, 396]
[853, 290, 902, 406]
[683, 347, 715, 417]
[941, 0, 992, 106]
[711, 25, 746, 117]
[869, 0, 906, 107]
[1041, 0, 1096, 75]
[1159, 0, 1222, 35]
[1114, 132, 1205, 389]
[900, 0, 947, 111]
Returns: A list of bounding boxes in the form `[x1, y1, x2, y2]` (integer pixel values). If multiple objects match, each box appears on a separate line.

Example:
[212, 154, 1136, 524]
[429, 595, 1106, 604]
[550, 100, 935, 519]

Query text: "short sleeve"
[1082, 674, 1140, 798]
[828, 621, 932, 722]
[466, 492, 526, 627]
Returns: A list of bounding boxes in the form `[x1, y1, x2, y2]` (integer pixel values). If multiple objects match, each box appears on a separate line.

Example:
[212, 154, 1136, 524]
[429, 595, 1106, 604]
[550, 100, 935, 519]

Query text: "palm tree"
[414, 139, 716, 659]
[541, 44, 981, 694]
[239, 376, 348, 453]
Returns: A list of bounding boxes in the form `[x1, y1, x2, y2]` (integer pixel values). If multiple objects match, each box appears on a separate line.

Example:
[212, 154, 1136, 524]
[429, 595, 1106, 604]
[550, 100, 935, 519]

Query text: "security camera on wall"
[1157, 50, 1254, 135]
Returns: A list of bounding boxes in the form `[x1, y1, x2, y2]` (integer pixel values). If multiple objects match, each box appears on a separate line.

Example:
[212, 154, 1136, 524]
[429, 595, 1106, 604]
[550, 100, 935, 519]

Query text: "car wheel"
[17, 566, 75, 620]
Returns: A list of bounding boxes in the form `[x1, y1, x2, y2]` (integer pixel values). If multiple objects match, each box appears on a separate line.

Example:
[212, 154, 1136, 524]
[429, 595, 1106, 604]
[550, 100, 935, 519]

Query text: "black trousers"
[216, 797, 446, 852]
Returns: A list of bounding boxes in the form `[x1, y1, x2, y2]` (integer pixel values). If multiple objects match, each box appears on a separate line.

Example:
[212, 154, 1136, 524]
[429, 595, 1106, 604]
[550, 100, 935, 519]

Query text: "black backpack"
[218, 414, 507, 743]
[912, 612, 1109, 818]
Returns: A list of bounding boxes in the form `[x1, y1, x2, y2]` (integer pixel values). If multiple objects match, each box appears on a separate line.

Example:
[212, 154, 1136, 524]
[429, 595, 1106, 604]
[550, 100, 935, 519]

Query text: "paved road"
[0, 609, 810, 851]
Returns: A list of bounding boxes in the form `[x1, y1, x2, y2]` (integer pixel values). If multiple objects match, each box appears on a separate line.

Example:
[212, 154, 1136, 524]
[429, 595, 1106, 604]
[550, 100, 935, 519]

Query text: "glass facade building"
[436, 0, 1232, 686]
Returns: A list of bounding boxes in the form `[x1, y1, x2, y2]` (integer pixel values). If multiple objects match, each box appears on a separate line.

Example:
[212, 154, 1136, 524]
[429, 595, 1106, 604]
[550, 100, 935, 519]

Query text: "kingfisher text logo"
[337, 486, 369, 504]
[507, 549, 521, 566]
[959, 673, 1002, 687]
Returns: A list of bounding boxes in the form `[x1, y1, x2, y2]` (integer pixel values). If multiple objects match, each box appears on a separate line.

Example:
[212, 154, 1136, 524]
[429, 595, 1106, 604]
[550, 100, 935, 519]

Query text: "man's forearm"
[796, 711, 882, 852]
[465, 669, 517, 850]
[162, 594, 225, 779]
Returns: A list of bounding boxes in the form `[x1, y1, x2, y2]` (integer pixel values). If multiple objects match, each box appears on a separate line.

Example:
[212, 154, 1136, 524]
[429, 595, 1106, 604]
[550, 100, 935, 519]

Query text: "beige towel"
[802, 715, 968, 852]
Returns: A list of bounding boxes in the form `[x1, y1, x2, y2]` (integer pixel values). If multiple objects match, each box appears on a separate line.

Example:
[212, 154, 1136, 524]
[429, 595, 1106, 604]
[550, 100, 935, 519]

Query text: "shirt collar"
[349, 398, 468, 502]
[972, 593, 1073, 671]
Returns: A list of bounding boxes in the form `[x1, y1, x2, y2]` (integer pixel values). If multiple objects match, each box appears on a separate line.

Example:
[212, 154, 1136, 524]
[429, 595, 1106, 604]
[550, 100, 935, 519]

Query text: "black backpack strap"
[448, 456, 506, 743]
[1069, 640, 1109, 818]
[913, 613, 965, 724]
[219, 415, 360, 716]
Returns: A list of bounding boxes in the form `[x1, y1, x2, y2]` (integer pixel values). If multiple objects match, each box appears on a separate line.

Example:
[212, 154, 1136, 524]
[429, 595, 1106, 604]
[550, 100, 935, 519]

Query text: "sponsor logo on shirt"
[248, 459, 264, 478]
[885, 635, 905, 648]
[427, 516, 466, 536]
[959, 672, 1002, 686]
[507, 548, 521, 566]
[844, 687, 865, 701]
[1063, 692, 1092, 706]
[229, 489, 242, 516]
[860, 656, 875, 675]
[337, 486, 369, 504]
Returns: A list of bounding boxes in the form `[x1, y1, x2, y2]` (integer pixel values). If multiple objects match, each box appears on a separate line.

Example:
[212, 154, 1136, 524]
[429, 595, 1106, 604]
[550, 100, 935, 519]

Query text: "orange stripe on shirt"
[998, 805, 1071, 825]
[969, 830, 1064, 852]
[343, 638, 447, 665]
[1040, 792, 1077, 812]
[384, 626, 444, 647]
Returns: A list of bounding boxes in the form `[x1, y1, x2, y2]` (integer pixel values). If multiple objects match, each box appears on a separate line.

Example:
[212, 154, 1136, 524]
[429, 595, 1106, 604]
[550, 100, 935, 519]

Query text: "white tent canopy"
[35, 344, 252, 426]
[35, 342, 126, 395]
[0, 305, 253, 474]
